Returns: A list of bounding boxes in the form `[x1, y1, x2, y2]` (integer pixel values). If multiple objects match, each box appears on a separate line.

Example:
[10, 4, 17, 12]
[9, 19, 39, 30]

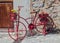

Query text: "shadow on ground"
[46, 28, 60, 34]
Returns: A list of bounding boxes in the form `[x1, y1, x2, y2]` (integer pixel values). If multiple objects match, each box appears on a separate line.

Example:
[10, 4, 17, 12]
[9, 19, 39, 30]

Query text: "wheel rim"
[35, 17, 54, 34]
[8, 21, 27, 41]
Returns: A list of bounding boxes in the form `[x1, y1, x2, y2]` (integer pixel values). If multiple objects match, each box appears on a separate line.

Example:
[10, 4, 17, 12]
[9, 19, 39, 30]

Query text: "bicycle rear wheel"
[35, 17, 54, 35]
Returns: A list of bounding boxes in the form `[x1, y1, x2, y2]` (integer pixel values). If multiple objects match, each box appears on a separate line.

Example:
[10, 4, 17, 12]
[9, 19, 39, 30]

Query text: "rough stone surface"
[39, 0, 60, 29]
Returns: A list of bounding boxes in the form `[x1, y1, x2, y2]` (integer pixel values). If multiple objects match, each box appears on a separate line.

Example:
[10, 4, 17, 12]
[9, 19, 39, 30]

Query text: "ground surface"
[21, 34, 60, 43]
[0, 33, 60, 43]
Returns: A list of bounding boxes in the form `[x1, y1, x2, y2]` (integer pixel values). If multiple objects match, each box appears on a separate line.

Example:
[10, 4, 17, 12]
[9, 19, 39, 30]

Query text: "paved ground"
[0, 33, 60, 43]
[21, 34, 60, 43]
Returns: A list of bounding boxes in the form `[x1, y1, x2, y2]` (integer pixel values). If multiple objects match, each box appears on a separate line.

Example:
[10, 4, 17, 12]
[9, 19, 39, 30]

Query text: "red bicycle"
[8, 6, 56, 41]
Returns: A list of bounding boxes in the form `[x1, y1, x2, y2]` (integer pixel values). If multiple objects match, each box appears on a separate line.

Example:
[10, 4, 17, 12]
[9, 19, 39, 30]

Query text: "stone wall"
[39, 0, 60, 29]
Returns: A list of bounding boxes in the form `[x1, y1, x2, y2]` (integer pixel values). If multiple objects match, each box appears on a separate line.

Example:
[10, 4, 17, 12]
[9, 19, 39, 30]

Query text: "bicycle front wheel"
[8, 21, 27, 41]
